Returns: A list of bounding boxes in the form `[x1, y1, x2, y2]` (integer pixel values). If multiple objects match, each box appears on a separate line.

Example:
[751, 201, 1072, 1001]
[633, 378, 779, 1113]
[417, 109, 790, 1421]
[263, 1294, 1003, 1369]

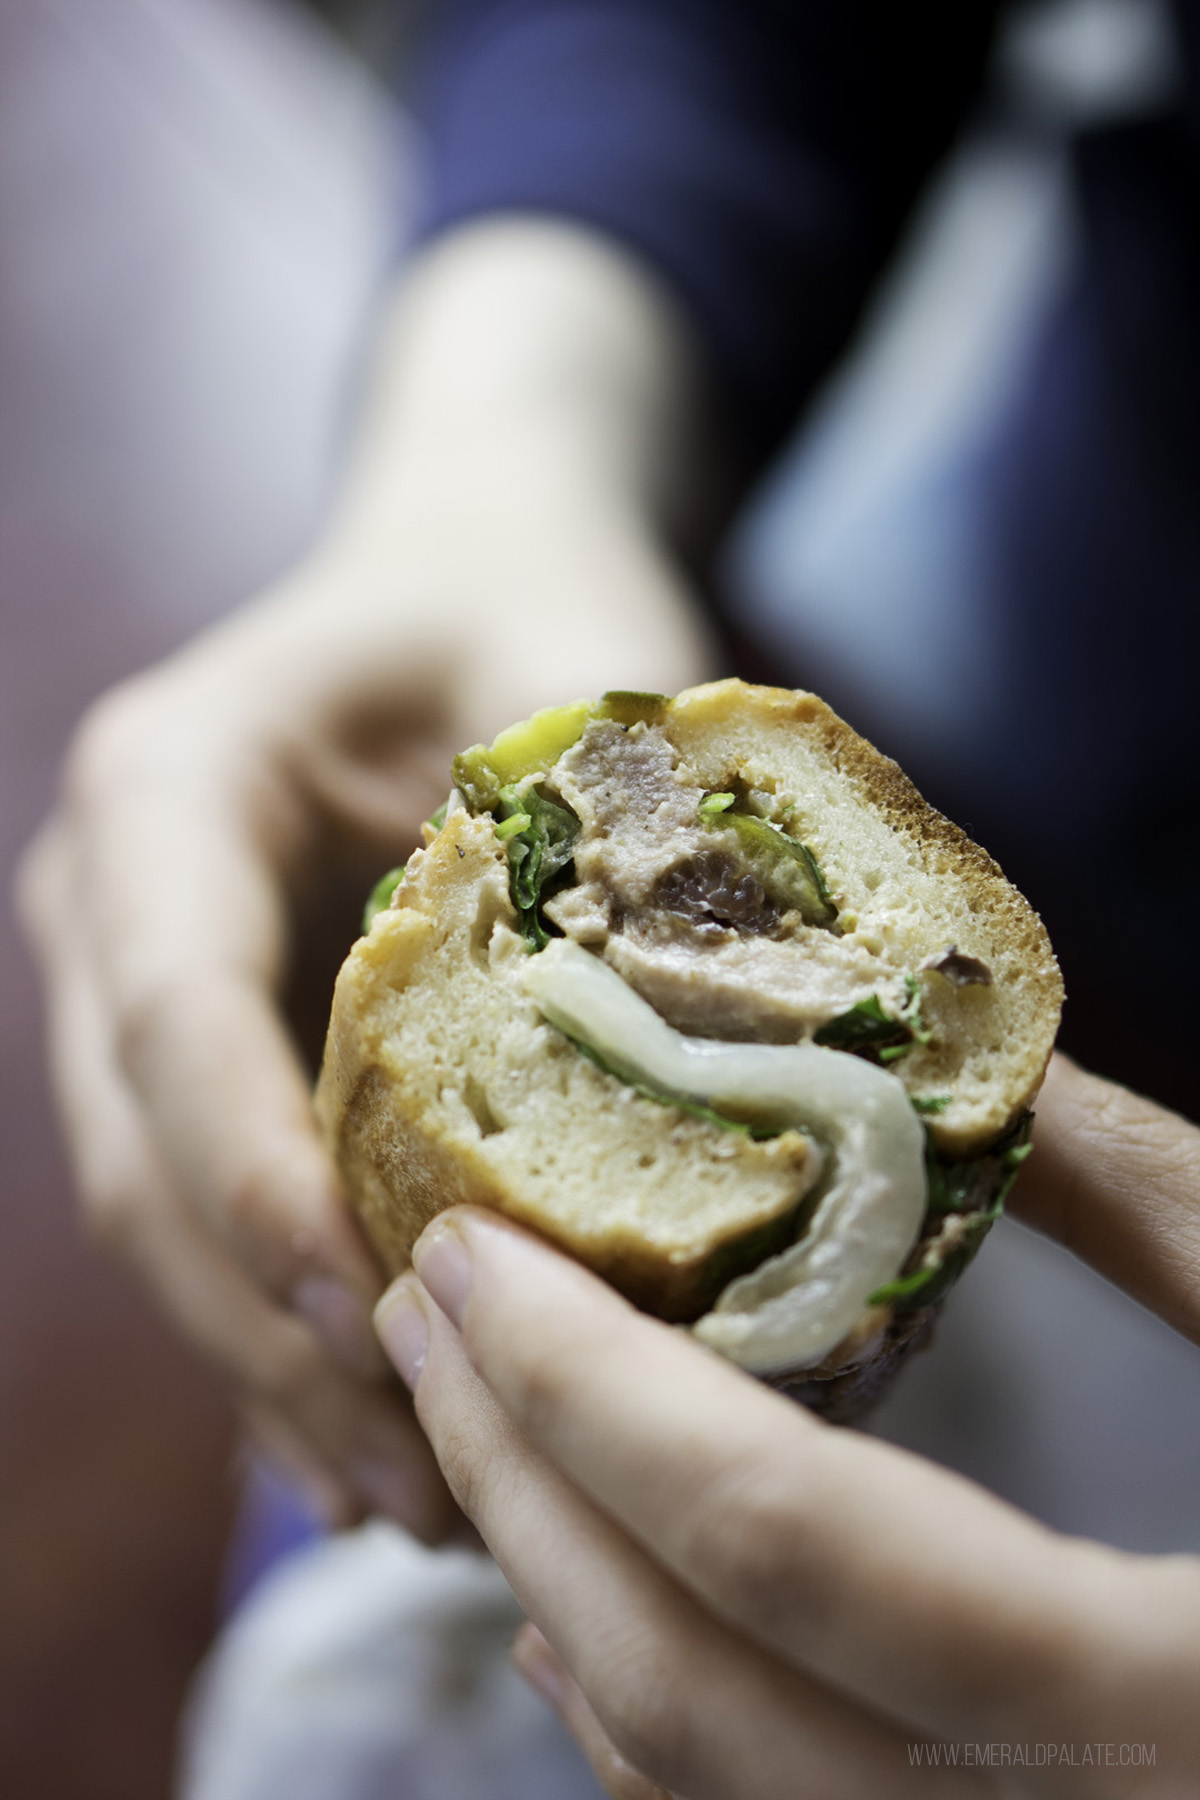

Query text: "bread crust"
[317, 681, 1063, 1391]
[316, 806, 817, 1319]
[663, 682, 1063, 1153]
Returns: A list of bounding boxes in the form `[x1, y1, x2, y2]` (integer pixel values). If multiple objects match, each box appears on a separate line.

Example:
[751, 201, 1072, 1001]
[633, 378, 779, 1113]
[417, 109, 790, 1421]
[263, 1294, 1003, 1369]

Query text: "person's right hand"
[374, 1056, 1200, 1797]
[16, 221, 714, 1534]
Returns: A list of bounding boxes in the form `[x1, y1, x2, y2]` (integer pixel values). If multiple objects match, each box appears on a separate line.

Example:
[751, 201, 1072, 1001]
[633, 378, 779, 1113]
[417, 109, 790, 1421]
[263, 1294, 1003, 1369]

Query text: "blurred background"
[0, 3, 396, 1793]
[2, 1, 1198, 1796]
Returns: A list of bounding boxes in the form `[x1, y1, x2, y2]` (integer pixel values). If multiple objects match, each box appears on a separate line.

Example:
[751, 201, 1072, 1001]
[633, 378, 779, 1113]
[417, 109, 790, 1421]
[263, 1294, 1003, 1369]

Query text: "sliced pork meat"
[542, 720, 888, 1041]
[652, 850, 780, 935]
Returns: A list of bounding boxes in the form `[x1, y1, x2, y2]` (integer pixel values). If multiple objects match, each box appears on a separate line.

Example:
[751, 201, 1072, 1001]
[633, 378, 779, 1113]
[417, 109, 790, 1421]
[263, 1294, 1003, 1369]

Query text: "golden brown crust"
[317, 680, 1063, 1387]
[667, 679, 1015, 901]
[326, 1065, 504, 1275]
[316, 807, 817, 1317]
[666, 681, 1034, 947]
[663, 681, 1064, 1154]
[314, 826, 512, 1275]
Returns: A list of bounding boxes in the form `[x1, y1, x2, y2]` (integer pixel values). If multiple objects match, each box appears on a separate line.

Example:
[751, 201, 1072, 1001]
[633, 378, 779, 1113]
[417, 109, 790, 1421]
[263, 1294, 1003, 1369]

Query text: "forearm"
[336, 218, 714, 550]
[408, 1, 1003, 453]
[20, 219, 719, 1535]
[199, 219, 719, 742]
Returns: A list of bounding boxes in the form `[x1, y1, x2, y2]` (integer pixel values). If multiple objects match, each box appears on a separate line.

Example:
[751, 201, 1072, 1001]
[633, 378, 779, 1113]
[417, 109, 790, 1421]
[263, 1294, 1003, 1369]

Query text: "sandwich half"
[316, 682, 1063, 1417]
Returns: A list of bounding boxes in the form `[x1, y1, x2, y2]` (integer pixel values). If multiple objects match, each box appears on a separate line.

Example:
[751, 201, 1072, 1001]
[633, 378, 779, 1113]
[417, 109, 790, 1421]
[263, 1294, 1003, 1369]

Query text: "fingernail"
[374, 1280, 430, 1391]
[293, 1275, 388, 1379]
[413, 1221, 472, 1328]
[511, 1625, 570, 1712]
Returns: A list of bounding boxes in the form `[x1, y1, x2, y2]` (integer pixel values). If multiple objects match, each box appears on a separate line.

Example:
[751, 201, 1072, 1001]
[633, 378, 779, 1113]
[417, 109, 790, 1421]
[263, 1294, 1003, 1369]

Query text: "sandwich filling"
[543, 720, 887, 1042]
[354, 690, 1054, 1380]
[523, 939, 926, 1371]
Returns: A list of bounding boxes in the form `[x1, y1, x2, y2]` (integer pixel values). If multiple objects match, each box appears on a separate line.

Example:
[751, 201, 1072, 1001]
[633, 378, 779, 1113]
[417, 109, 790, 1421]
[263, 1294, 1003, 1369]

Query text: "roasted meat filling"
[651, 851, 780, 936]
[542, 720, 890, 1041]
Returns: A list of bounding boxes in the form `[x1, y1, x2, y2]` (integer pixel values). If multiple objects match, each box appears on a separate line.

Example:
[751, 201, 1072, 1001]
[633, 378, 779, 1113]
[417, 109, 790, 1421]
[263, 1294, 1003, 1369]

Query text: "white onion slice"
[522, 939, 926, 1374]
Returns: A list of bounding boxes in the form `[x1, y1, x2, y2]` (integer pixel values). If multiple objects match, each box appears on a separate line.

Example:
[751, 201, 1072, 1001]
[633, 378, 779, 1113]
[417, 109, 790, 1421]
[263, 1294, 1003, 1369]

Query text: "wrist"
[175, 219, 719, 728]
[326, 219, 715, 555]
[183, 467, 714, 743]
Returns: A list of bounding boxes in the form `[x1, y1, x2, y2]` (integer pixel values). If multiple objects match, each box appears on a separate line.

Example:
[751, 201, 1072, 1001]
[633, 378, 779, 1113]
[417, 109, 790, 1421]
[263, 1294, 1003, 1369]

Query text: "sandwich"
[316, 682, 1063, 1417]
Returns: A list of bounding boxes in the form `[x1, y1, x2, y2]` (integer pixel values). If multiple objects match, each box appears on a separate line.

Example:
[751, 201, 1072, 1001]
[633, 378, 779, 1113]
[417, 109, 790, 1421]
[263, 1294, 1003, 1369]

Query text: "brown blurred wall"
[0, 2, 396, 1793]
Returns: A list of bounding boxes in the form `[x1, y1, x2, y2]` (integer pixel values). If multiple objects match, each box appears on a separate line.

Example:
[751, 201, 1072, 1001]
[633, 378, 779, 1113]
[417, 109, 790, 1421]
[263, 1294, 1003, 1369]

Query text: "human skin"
[16, 219, 717, 1534]
[375, 1053, 1200, 1799]
[22, 204, 1199, 1790]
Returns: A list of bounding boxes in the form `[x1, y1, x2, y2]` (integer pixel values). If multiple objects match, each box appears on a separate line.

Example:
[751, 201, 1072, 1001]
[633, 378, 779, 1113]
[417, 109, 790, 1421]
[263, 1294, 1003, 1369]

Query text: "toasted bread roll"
[317, 682, 1063, 1407]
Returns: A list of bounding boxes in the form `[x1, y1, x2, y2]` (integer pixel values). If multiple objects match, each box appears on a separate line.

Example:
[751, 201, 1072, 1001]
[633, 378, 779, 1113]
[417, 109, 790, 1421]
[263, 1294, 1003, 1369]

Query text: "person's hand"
[16, 221, 714, 1534]
[375, 1055, 1200, 1792]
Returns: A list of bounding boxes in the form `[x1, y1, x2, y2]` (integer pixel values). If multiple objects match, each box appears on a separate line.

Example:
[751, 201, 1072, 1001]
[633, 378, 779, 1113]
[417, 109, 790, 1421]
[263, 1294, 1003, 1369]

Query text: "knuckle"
[683, 1458, 821, 1638]
[63, 683, 160, 812]
[498, 1339, 573, 1437]
[594, 1646, 696, 1792]
[111, 972, 226, 1099]
[220, 1159, 280, 1248]
[433, 1420, 499, 1523]
[109, 981, 308, 1285]
[78, 1168, 148, 1260]
[110, 977, 177, 1087]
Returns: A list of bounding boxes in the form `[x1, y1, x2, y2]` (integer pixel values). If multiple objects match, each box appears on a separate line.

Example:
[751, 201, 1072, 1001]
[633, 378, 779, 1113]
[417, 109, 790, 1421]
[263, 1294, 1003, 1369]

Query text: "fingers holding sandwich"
[509, 1624, 679, 1800]
[378, 1211, 1200, 1792]
[1008, 1053, 1200, 1345]
[378, 1271, 982, 1800]
[17, 729, 458, 1543]
[55, 685, 386, 1335]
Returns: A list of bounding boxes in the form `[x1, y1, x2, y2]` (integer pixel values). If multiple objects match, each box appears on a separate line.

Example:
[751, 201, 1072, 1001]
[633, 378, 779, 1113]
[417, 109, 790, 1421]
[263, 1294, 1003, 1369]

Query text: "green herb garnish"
[566, 1032, 780, 1140]
[867, 1206, 1001, 1309]
[699, 798, 838, 928]
[923, 1146, 984, 1215]
[361, 865, 406, 934]
[453, 700, 594, 810]
[814, 994, 911, 1055]
[869, 1113, 1034, 1309]
[867, 1263, 951, 1307]
[902, 972, 933, 1045]
[995, 1139, 1034, 1204]
[815, 974, 935, 1061]
[697, 791, 736, 819]
[360, 798, 453, 932]
[496, 784, 580, 951]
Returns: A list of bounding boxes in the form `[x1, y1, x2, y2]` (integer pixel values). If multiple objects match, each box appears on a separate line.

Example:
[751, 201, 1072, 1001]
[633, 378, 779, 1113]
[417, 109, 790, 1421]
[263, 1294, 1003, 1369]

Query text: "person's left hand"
[375, 1180, 1200, 1797]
